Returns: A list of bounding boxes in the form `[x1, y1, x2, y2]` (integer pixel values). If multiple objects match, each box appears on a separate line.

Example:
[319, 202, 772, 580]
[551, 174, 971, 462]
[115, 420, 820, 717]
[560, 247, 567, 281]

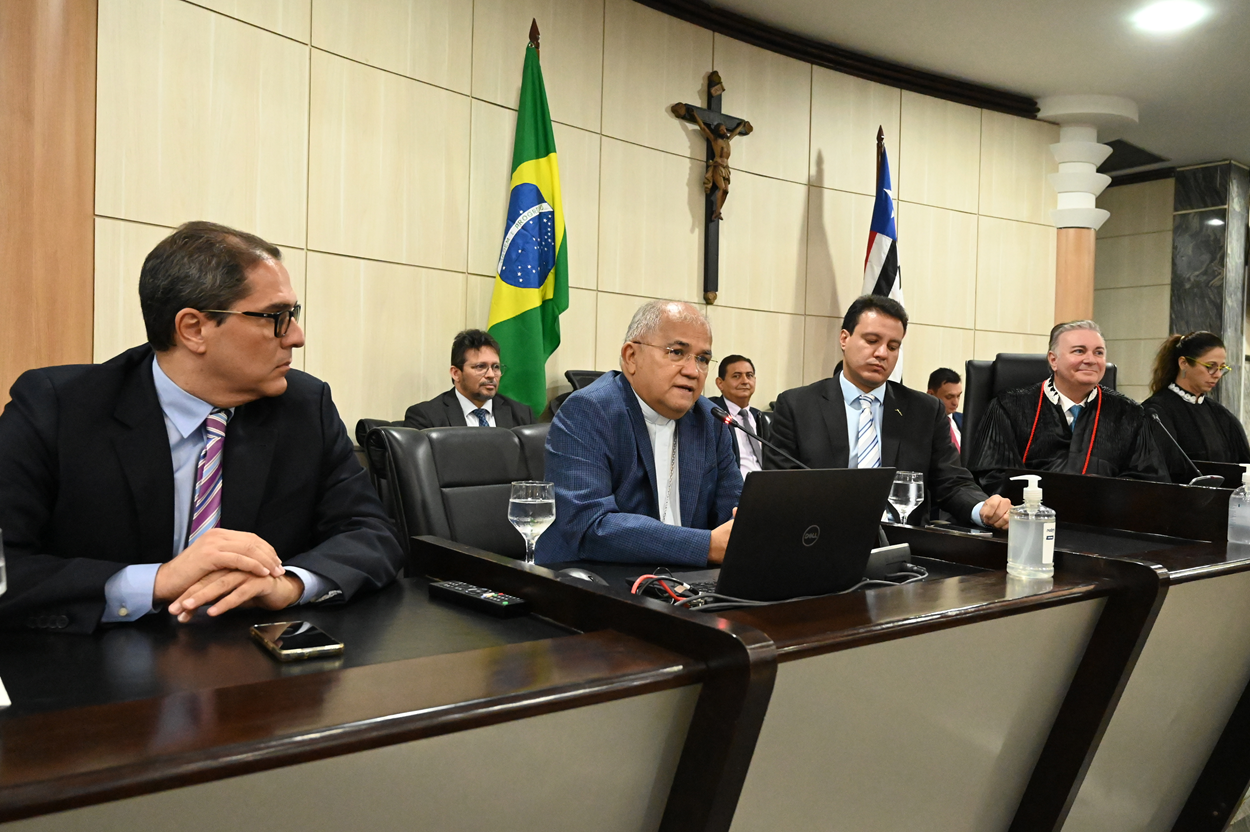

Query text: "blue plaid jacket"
[535, 372, 742, 566]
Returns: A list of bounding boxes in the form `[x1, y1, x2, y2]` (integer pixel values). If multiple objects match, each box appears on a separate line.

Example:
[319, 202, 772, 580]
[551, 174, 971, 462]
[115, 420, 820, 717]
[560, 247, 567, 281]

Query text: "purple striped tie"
[187, 409, 228, 545]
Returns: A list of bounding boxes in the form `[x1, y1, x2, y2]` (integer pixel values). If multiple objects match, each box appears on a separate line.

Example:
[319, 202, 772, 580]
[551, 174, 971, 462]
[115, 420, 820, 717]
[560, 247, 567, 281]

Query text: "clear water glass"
[888, 471, 924, 525]
[508, 482, 555, 565]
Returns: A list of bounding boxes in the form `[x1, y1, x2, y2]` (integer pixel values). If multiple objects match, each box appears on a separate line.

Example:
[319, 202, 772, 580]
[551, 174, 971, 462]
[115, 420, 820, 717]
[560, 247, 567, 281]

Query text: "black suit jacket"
[707, 396, 771, 467]
[0, 345, 404, 633]
[404, 388, 534, 429]
[765, 370, 987, 525]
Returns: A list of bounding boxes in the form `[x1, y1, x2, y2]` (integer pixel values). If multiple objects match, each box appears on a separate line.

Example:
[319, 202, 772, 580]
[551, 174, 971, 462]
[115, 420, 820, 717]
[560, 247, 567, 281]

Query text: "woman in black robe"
[967, 321, 1168, 494]
[1142, 331, 1250, 483]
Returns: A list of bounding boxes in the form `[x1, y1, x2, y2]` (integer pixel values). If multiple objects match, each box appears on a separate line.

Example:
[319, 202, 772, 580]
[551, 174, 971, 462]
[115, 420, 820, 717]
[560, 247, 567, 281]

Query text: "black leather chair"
[513, 422, 550, 480]
[564, 370, 604, 390]
[355, 417, 402, 519]
[369, 426, 532, 564]
[961, 354, 1117, 466]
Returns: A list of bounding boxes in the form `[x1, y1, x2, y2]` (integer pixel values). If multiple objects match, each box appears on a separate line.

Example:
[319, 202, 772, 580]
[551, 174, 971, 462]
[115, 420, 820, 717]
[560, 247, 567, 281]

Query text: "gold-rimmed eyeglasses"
[631, 341, 715, 373]
[1189, 357, 1233, 375]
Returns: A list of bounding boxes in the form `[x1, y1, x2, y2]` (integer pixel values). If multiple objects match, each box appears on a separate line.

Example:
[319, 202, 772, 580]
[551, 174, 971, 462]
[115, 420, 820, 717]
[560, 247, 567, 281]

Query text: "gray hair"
[1048, 320, 1102, 353]
[622, 300, 711, 345]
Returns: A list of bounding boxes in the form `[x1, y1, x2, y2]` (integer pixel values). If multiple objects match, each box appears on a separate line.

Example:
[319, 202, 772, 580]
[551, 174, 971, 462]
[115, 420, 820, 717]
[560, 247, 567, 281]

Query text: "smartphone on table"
[250, 621, 344, 662]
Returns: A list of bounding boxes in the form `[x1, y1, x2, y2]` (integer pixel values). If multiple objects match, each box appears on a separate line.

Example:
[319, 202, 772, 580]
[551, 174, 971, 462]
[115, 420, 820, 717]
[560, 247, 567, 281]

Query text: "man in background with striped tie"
[0, 222, 403, 633]
[764, 295, 1009, 530]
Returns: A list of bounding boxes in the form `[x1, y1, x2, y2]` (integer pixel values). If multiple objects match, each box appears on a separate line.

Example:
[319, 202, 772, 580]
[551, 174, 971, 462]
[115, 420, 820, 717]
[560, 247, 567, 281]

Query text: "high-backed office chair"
[355, 417, 402, 519]
[961, 354, 1117, 466]
[369, 426, 531, 563]
[564, 370, 605, 390]
[513, 422, 550, 481]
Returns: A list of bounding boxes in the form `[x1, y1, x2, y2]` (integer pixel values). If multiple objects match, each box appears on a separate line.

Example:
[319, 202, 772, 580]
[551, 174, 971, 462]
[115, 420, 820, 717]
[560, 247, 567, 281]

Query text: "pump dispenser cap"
[1241, 463, 1250, 486]
[1011, 474, 1044, 504]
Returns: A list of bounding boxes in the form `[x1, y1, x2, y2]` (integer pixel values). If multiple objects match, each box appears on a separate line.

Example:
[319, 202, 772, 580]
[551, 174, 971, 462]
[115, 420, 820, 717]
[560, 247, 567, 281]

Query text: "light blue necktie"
[855, 394, 880, 469]
[1069, 404, 1083, 426]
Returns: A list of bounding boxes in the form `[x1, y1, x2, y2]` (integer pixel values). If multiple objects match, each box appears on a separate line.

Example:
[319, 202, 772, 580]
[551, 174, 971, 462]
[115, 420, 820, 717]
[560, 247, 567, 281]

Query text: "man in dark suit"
[766, 295, 1009, 529]
[404, 330, 535, 429]
[536, 300, 741, 567]
[0, 222, 404, 634]
[708, 354, 770, 479]
[926, 367, 964, 455]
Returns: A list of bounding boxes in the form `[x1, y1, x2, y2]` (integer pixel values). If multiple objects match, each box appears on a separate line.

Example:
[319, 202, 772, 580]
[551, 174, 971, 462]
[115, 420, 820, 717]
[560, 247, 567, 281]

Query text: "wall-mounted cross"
[671, 71, 753, 304]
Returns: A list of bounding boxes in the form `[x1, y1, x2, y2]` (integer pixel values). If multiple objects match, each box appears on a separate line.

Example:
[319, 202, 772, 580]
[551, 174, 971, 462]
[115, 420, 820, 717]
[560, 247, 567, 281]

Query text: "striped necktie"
[187, 409, 228, 545]
[855, 394, 881, 469]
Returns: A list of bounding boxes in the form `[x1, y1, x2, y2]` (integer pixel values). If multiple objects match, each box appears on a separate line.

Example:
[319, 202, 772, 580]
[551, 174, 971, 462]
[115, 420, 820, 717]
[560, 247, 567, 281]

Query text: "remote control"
[428, 581, 530, 618]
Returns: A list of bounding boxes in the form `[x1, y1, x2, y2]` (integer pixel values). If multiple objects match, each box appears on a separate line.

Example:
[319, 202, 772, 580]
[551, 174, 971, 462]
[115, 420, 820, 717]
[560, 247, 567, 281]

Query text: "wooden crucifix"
[671, 71, 753, 304]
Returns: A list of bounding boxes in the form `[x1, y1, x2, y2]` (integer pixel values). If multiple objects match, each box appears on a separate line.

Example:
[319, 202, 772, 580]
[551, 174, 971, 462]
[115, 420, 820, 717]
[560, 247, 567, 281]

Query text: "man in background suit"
[708, 354, 769, 479]
[926, 367, 964, 454]
[404, 329, 534, 429]
[766, 295, 1009, 529]
[0, 222, 403, 633]
[536, 300, 741, 567]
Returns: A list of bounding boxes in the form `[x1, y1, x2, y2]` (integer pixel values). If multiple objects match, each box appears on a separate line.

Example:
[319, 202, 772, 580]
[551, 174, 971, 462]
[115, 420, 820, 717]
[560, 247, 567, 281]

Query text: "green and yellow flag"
[488, 43, 569, 416]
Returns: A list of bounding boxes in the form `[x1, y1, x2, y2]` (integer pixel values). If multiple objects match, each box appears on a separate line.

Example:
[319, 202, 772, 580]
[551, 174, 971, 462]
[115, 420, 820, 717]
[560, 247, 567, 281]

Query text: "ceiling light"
[1132, 0, 1210, 32]
[1207, 218, 1226, 226]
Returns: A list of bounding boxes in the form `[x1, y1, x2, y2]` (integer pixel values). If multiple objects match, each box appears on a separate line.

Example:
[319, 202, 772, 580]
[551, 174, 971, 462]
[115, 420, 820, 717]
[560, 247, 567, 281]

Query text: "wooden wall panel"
[0, 0, 97, 403]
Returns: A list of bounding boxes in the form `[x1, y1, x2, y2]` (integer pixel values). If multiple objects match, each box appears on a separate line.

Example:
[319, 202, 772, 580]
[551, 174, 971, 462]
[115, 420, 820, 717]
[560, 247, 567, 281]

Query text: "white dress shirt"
[724, 399, 762, 476]
[635, 394, 681, 526]
[1044, 377, 1098, 427]
[455, 389, 496, 426]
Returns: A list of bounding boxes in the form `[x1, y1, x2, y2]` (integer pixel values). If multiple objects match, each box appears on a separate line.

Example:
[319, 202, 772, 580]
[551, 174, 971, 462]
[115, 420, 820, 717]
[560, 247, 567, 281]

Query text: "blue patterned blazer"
[535, 371, 742, 566]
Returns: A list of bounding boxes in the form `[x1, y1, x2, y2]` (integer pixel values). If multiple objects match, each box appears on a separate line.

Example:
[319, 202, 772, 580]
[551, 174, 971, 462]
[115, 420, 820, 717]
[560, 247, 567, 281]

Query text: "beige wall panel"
[471, 0, 603, 132]
[193, 0, 311, 41]
[717, 172, 808, 315]
[900, 324, 975, 390]
[595, 293, 645, 372]
[544, 287, 599, 398]
[1095, 231, 1173, 290]
[1094, 284, 1170, 342]
[705, 306, 805, 409]
[805, 187, 875, 318]
[973, 330, 1049, 360]
[802, 315, 842, 386]
[898, 91, 981, 212]
[303, 252, 466, 427]
[809, 69, 900, 197]
[598, 139, 703, 302]
[97, 0, 309, 247]
[896, 201, 977, 329]
[311, 0, 472, 93]
[466, 102, 599, 289]
[284, 249, 308, 372]
[978, 111, 1059, 225]
[1120, 385, 1149, 403]
[975, 217, 1056, 335]
[601, 0, 713, 159]
[1105, 338, 1159, 392]
[1098, 178, 1175, 238]
[710, 36, 811, 185]
[466, 273, 494, 330]
[307, 50, 470, 270]
[94, 218, 172, 362]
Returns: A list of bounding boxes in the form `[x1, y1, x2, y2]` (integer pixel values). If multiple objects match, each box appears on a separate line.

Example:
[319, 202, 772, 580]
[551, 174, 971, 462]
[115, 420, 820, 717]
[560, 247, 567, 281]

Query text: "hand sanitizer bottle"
[1228, 464, 1250, 544]
[1007, 475, 1056, 578]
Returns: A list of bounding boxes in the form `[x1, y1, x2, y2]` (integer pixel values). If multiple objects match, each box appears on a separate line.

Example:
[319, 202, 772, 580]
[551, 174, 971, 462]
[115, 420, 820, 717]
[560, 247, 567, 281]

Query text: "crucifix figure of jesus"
[671, 71, 754, 303]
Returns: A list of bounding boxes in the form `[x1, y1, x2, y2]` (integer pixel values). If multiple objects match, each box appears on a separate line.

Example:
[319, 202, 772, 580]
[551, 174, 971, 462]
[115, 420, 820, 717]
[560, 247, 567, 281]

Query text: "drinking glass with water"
[888, 472, 924, 525]
[508, 482, 555, 564]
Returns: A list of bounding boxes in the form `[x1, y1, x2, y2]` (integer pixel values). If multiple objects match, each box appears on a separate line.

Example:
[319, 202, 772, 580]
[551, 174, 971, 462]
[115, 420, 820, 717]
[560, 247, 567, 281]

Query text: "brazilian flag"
[488, 43, 569, 416]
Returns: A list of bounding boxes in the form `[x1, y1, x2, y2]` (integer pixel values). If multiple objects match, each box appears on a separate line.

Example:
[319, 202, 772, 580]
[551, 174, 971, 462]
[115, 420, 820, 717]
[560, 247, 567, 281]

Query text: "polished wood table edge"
[411, 536, 777, 832]
[0, 630, 700, 822]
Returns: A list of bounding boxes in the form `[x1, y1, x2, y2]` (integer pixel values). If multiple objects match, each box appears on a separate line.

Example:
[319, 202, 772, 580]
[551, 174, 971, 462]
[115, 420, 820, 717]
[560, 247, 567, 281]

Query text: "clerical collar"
[634, 393, 674, 427]
[1168, 382, 1204, 404]
[1044, 377, 1098, 411]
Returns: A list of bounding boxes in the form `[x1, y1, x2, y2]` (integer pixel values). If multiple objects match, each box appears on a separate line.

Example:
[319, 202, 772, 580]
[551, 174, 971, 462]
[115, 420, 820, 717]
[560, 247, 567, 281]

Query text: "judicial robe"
[1142, 384, 1250, 483]
[968, 380, 1168, 495]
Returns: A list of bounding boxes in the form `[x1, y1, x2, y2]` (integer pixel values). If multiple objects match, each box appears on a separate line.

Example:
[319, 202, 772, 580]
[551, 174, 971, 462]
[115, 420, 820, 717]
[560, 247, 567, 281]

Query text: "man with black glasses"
[404, 329, 535, 428]
[536, 300, 741, 567]
[0, 221, 403, 633]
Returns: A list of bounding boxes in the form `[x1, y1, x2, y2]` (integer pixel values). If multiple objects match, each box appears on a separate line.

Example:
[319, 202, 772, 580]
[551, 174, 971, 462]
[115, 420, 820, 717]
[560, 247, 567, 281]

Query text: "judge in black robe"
[1141, 331, 1250, 483]
[968, 378, 1168, 494]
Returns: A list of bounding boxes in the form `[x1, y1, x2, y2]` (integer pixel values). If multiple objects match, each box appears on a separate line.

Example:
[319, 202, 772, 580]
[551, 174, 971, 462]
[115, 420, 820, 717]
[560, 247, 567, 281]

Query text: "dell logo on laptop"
[802, 525, 820, 546]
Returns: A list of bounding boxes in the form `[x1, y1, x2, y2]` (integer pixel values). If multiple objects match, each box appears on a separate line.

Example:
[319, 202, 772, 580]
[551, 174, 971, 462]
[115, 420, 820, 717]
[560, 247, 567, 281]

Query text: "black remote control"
[428, 581, 530, 618]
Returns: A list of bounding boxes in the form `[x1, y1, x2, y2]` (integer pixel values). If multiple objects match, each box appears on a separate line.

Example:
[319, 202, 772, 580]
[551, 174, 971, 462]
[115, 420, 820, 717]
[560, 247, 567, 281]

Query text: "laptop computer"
[673, 467, 897, 602]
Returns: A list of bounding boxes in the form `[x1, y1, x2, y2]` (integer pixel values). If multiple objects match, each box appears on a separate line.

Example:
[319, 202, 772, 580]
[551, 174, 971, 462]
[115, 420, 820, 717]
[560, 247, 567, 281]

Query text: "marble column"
[1171, 162, 1249, 419]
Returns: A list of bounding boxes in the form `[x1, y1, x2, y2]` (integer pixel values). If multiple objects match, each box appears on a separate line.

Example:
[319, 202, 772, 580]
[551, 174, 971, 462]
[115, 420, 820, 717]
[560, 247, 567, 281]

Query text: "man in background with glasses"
[403, 329, 534, 429]
[0, 221, 403, 633]
[536, 300, 741, 567]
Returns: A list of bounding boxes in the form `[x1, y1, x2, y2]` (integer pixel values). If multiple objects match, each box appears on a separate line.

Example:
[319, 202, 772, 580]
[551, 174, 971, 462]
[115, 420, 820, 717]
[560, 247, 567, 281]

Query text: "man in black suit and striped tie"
[708, 354, 769, 480]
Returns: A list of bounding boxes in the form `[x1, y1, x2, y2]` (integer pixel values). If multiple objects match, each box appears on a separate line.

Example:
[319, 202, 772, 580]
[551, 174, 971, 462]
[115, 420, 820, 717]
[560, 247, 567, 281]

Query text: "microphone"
[1150, 413, 1225, 487]
[710, 406, 811, 470]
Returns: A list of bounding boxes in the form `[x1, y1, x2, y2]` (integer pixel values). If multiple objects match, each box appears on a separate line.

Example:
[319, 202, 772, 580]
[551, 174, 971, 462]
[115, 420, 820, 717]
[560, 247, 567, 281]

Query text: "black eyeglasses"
[202, 303, 301, 337]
